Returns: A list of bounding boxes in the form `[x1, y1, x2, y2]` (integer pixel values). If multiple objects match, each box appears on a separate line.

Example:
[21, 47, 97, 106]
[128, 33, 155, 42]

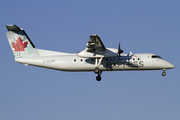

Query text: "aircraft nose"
[166, 62, 175, 69]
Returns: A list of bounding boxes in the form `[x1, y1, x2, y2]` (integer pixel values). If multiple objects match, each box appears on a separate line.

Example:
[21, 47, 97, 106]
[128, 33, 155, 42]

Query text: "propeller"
[118, 43, 123, 58]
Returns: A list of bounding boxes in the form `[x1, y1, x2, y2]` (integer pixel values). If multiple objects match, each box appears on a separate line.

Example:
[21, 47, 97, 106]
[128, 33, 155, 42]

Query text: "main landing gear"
[162, 69, 166, 76]
[94, 58, 103, 81]
[94, 68, 102, 81]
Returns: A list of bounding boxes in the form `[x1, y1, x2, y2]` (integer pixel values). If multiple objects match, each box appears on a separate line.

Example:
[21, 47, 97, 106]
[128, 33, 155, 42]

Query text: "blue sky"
[0, 0, 179, 120]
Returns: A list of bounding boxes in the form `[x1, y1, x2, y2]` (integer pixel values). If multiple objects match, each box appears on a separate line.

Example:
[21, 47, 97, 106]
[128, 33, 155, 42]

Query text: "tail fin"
[6, 25, 39, 58]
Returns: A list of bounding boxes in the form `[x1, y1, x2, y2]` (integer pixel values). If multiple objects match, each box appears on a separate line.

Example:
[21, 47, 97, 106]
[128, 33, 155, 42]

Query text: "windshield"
[152, 55, 162, 59]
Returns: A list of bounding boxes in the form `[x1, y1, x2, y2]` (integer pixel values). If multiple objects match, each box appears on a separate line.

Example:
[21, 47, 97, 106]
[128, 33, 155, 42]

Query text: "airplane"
[5, 25, 175, 81]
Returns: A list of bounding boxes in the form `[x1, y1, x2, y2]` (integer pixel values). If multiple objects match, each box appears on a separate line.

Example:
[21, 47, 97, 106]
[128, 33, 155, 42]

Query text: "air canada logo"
[11, 37, 28, 56]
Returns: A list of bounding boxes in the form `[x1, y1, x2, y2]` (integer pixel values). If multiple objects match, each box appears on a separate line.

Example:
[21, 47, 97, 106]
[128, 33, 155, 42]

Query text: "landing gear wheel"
[96, 75, 101, 81]
[162, 72, 166, 76]
[94, 68, 99, 74]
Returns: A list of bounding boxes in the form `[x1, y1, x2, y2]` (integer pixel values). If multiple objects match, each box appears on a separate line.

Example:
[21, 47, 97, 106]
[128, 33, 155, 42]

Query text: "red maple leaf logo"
[11, 37, 28, 56]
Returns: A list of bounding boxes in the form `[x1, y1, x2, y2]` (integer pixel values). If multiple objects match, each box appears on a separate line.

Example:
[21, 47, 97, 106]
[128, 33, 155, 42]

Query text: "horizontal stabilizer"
[6, 25, 21, 31]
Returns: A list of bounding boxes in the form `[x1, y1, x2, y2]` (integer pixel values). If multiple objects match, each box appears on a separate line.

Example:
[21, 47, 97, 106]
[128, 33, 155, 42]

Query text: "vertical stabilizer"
[6, 25, 39, 58]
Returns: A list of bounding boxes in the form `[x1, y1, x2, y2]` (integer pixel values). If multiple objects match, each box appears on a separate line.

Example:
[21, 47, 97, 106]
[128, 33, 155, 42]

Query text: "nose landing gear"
[162, 69, 166, 76]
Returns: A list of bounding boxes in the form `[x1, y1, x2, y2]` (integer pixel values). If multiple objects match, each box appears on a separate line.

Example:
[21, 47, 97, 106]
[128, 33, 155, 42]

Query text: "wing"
[77, 35, 118, 58]
[86, 35, 106, 52]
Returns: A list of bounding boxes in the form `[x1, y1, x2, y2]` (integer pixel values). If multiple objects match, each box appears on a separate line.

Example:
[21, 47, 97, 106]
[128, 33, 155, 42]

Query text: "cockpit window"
[152, 55, 162, 59]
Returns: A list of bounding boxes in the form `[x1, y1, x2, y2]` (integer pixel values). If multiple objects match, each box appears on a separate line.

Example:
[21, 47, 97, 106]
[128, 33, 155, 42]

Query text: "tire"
[96, 75, 101, 81]
[162, 72, 166, 76]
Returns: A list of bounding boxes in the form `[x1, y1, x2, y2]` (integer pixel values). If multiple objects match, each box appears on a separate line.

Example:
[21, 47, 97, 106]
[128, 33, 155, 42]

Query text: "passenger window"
[81, 59, 83, 62]
[138, 58, 140, 61]
[133, 58, 135, 61]
[74, 59, 76, 62]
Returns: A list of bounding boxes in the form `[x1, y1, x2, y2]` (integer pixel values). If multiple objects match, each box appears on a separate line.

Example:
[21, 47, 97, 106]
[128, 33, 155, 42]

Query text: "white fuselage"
[14, 50, 174, 72]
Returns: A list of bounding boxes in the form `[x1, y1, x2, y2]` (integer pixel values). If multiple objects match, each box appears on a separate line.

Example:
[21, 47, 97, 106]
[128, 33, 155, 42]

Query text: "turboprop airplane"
[5, 25, 175, 81]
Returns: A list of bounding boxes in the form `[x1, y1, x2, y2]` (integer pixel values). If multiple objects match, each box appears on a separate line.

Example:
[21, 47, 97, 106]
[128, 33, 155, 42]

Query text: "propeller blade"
[118, 43, 123, 59]
[118, 43, 120, 57]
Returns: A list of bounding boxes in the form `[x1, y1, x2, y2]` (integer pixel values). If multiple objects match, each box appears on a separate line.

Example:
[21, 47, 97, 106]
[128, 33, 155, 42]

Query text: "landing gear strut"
[162, 69, 166, 76]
